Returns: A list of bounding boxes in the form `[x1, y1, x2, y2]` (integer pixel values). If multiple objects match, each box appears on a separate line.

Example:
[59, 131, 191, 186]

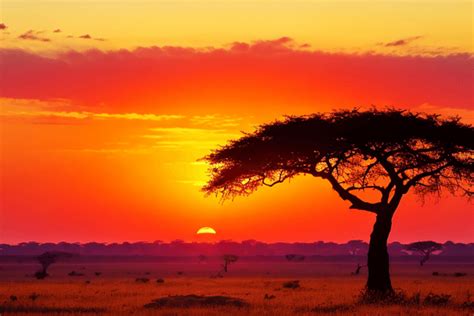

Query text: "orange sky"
[0, 0, 473, 244]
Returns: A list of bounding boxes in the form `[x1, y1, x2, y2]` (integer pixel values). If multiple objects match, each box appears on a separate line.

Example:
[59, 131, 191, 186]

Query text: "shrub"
[68, 271, 84, 277]
[135, 278, 150, 283]
[264, 294, 275, 300]
[424, 292, 451, 306]
[282, 280, 300, 289]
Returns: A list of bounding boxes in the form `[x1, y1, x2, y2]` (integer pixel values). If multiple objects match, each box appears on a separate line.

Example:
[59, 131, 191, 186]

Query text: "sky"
[0, 0, 473, 244]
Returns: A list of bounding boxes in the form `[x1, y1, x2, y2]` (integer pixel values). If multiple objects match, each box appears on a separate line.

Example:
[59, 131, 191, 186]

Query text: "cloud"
[77, 34, 105, 41]
[53, 29, 61, 33]
[0, 23, 7, 30]
[18, 30, 51, 42]
[0, 38, 472, 116]
[144, 126, 241, 150]
[176, 180, 207, 187]
[1, 109, 184, 122]
[415, 104, 474, 124]
[384, 36, 423, 47]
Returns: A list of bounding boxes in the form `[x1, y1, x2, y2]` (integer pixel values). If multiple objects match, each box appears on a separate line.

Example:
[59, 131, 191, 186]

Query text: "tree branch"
[403, 163, 452, 192]
[311, 169, 381, 213]
[262, 171, 291, 187]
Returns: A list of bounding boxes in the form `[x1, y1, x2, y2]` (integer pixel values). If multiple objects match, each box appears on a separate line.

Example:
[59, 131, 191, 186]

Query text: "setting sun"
[196, 227, 217, 235]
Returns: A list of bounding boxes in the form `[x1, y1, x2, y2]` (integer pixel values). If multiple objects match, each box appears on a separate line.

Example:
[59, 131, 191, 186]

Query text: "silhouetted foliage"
[222, 254, 238, 272]
[424, 292, 451, 305]
[68, 270, 84, 277]
[285, 254, 305, 262]
[347, 240, 368, 256]
[202, 108, 473, 295]
[282, 280, 300, 289]
[35, 252, 73, 279]
[144, 295, 249, 308]
[351, 263, 366, 275]
[28, 293, 39, 302]
[405, 241, 443, 266]
[2, 240, 472, 257]
[135, 277, 150, 283]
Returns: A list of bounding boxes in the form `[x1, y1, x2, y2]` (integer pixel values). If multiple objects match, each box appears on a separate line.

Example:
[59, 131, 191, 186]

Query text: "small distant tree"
[405, 241, 443, 266]
[285, 254, 306, 262]
[347, 240, 367, 256]
[202, 109, 473, 295]
[222, 254, 238, 272]
[352, 263, 366, 275]
[35, 252, 73, 279]
[347, 240, 368, 275]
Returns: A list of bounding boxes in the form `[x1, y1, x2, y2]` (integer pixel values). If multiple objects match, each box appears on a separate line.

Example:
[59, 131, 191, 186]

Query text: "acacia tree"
[347, 240, 368, 256]
[202, 109, 473, 294]
[222, 254, 239, 272]
[35, 252, 73, 279]
[405, 241, 443, 266]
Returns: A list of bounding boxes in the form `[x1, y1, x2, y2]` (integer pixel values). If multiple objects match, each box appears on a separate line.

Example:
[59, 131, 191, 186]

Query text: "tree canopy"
[202, 109, 473, 213]
[405, 241, 443, 266]
[406, 241, 443, 253]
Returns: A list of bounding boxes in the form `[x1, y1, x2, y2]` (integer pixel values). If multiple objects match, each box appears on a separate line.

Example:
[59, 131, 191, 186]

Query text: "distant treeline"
[1, 240, 473, 258]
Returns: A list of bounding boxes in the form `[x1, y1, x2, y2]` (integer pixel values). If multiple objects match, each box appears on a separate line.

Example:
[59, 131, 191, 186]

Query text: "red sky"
[0, 1, 473, 244]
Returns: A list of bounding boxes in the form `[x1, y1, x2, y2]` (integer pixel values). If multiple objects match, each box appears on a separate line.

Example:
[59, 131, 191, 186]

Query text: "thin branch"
[404, 163, 452, 192]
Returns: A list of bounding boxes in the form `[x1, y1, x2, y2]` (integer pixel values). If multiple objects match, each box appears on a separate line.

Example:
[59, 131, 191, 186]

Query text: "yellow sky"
[1, 0, 472, 54]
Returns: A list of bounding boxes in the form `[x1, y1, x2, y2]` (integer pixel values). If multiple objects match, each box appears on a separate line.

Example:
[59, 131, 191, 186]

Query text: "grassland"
[0, 261, 472, 315]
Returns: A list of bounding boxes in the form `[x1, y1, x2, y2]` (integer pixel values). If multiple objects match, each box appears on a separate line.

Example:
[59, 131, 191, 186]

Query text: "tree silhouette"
[222, 254, 238, 272]
[202, 109, 473, 295]
[405, 241, 443, 266]
[35, 252, 73, 279]
[351, 263, 366, 275]
[347, 240, 367, 256]
[285, 254, 306, 262]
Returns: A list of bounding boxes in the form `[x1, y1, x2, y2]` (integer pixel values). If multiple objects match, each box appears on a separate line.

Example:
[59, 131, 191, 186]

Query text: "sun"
[196, 227, 217, 235]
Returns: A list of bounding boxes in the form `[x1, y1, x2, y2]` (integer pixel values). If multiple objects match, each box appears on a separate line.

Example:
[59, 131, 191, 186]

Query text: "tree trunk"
[367, 211, 393, 294]
[420, 253, 429, 266]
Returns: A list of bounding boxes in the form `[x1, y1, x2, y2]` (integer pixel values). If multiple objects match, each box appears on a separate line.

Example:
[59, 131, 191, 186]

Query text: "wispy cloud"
[144, 126, 241, 151]
[383, 36, 423, 47]
[78, 33, 106, 41]
[18, 30, 51, 42]
[1, 110, 184, 122]
[175, 180, 207, 187]
[191, 115, 243, 128]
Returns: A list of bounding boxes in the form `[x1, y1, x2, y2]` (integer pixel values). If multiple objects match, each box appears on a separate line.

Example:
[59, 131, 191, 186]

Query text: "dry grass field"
[1, 261, 473, 315]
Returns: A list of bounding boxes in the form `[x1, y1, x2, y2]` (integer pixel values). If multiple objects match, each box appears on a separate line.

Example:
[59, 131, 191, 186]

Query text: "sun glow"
[196, 227, 217, 235]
